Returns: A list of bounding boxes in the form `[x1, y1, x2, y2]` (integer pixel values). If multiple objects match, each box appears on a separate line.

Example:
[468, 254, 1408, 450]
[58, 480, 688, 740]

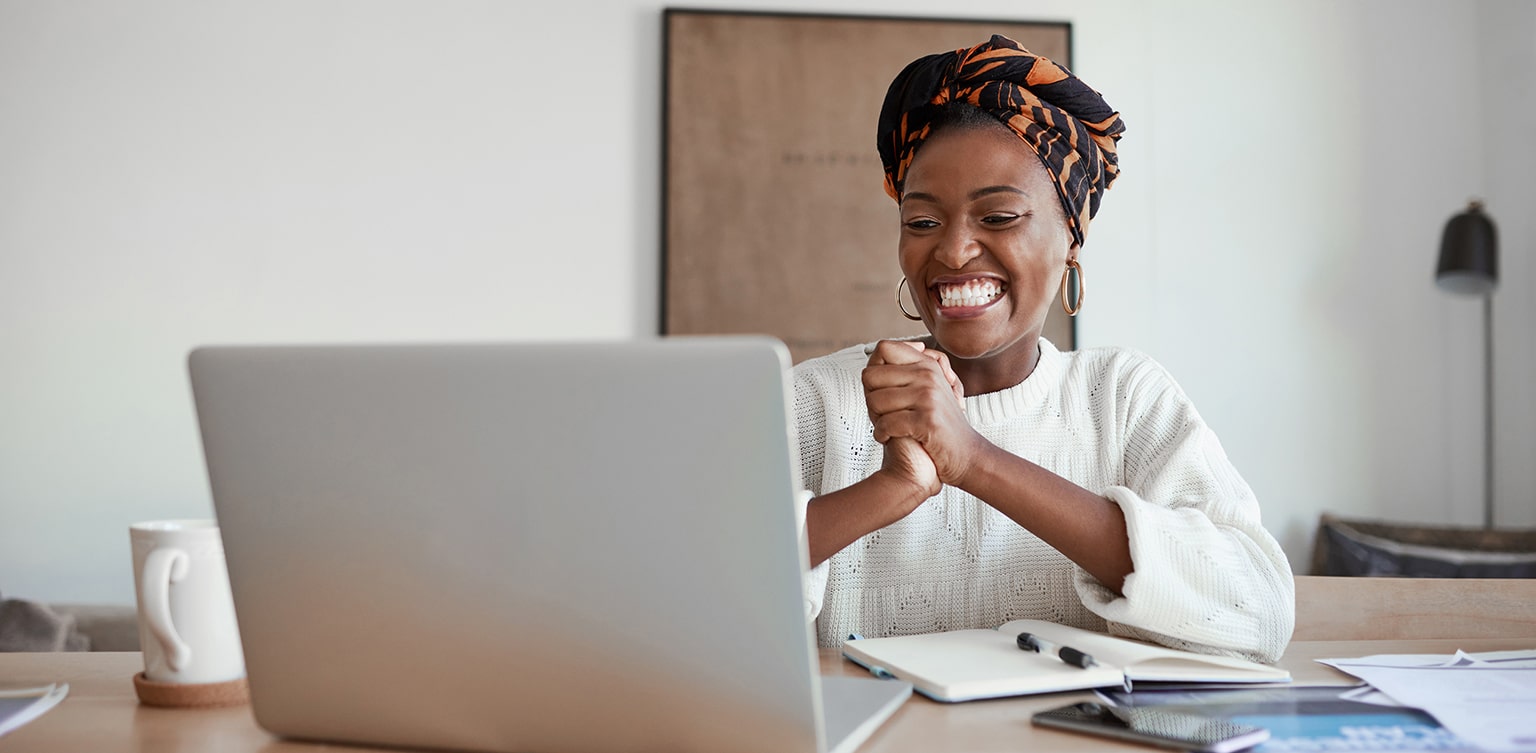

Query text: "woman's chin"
[927, 328, 1001, 361]
[928, 305, 1005, 356]
[928, 323, 1042, 364]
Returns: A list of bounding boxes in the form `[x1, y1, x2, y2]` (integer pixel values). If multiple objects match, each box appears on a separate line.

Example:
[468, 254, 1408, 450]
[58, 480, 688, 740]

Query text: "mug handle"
[142, 547, 193, 672]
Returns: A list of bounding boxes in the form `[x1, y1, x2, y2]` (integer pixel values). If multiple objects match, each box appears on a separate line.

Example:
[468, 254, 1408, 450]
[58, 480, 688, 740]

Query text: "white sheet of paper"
[0, 683, 70, 737]
[1320, 650, 1536, 753]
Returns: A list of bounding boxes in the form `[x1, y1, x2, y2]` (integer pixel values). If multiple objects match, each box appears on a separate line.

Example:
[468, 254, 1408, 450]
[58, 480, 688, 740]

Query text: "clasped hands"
[863, 340, 983, 504]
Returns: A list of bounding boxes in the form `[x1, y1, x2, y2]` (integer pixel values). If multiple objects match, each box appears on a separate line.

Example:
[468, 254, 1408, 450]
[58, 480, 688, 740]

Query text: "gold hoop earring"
[896, 278, 923, 321]
[1060, 259, 1085, 317]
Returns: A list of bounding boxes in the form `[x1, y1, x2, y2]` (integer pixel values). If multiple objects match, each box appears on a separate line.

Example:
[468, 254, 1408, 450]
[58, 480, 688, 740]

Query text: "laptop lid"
[189, 337, 904, 753]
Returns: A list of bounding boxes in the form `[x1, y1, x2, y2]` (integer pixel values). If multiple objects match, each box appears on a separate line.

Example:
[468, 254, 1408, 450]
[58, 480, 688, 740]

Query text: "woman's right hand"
[865, 340, 960, 504]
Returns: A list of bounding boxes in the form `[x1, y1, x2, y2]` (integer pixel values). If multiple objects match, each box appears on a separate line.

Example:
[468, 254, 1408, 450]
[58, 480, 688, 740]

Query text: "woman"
[795, 35, 1294, 662]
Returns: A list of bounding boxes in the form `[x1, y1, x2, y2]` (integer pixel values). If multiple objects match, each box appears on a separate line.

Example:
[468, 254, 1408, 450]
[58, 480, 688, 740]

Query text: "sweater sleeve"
[1071, 358, 1295, 663]
[797, 490, 830, 621]
[791, 363, 833, 622]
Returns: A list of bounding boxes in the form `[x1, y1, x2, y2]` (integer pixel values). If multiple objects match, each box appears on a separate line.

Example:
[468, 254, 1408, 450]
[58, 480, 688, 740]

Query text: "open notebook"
[843, 619, 1290, 702]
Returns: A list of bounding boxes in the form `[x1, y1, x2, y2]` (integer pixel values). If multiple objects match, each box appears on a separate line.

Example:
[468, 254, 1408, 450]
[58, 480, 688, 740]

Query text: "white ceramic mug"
[130, 519, 245, 684]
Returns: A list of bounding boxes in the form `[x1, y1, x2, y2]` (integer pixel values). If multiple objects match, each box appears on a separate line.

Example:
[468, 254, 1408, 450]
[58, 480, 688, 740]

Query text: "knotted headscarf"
[877, 35, 1125, 248]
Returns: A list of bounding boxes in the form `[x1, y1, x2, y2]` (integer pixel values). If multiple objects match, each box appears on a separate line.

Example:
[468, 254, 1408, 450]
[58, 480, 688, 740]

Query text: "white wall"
[1481, 0, 1536, 538]
[2, 0, 1530, 605]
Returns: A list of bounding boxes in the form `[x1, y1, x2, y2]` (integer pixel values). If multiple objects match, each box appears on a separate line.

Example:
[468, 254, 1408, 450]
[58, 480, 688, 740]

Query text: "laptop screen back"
[190, 337, 826, 753]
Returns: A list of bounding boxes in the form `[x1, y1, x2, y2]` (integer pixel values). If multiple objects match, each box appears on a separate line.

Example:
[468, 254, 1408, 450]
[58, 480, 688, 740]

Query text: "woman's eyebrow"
[901, 186, 1027, 207]
[901, 190, 940, 205]
[970, 185, 1026, 200]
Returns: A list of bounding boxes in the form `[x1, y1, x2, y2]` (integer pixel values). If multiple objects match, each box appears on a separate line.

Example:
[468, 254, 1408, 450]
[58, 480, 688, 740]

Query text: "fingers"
[926, 349, 965, 405]
[864, 341, 962, 403]
[865, 339, 927, 367]
[863, 340, 965, 446]
[865, 376, 956, 446]
[869, 407, 929, 445]
[864, 386, 936, 433]
[863, 353, 945, 393]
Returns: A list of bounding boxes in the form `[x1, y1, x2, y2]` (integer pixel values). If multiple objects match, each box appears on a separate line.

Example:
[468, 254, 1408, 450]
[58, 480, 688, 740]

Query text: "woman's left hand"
[863, 340, 985, 488]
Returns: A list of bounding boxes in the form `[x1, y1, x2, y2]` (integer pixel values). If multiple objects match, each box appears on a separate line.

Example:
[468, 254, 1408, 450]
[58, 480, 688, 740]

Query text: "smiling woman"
[794, 35, 1296, 663]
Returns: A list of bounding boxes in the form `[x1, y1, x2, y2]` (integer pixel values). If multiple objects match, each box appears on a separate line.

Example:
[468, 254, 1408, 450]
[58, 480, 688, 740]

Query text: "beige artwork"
[663, 11, 1074, 363]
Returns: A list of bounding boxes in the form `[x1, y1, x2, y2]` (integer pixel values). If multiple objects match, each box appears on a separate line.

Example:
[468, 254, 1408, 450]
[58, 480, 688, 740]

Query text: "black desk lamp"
[1435, 200, 1499, 528]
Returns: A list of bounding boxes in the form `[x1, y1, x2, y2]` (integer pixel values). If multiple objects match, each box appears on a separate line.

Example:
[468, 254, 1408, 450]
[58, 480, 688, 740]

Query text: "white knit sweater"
[793, 339, 1294, 662]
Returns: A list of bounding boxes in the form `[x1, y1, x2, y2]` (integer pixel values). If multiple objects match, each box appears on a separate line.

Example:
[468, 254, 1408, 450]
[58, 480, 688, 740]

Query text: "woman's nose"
[933, 226, 983, 269]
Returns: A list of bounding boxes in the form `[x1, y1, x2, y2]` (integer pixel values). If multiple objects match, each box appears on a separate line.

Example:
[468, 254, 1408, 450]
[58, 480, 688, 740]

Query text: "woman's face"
[898, 122, 1073, 364]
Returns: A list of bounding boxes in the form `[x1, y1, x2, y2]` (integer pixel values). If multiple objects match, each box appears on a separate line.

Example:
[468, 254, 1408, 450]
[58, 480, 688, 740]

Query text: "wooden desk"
[4, 639, 1533, 752]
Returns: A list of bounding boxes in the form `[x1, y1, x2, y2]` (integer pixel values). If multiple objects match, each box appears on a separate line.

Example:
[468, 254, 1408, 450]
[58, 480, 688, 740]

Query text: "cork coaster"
[133, 672, 250, 708]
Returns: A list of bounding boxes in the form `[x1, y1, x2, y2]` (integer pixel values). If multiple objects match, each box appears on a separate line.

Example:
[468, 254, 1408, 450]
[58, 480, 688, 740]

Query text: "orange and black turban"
[877, 34, 1126, 248]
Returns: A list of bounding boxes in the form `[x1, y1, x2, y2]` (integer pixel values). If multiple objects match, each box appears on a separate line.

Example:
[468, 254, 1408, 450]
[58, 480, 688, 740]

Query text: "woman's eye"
[903, 218, 940, 230]
[982, 213, 1020, 225]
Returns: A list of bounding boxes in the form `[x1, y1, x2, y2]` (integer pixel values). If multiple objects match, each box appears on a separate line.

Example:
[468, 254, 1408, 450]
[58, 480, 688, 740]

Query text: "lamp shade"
[1436, 201, 1499, 295]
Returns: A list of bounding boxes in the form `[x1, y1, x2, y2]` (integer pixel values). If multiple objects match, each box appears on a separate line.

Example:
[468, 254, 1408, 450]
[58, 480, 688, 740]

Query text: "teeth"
[937, 280, 1004, 308]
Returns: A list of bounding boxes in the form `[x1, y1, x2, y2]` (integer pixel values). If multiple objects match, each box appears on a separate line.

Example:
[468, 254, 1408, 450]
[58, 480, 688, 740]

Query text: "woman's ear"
[1061, 213, 1080, 254]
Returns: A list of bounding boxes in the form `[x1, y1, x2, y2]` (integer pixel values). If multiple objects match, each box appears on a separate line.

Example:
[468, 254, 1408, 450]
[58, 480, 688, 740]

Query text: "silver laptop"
[189, 336, 910, 753]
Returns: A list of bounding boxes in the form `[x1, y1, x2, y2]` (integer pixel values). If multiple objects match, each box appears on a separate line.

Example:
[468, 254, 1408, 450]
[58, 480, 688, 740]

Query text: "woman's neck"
[943, 335, 1042, 397]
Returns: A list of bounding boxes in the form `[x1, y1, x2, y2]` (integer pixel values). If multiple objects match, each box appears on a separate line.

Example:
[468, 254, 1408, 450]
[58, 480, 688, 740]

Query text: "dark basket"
[1310, 513, 1536, 578]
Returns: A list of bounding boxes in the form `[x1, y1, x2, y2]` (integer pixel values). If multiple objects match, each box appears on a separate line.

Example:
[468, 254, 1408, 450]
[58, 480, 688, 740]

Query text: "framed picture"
[662, 9, 1075, 363]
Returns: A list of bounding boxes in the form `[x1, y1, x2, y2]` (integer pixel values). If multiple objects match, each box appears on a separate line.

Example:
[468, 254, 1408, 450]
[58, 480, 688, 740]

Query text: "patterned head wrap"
[877, 35, 1126, 248]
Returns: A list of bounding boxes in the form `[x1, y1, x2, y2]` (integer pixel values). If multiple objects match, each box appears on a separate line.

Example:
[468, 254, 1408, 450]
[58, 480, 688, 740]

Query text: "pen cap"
[1059, 646, 1097, 668]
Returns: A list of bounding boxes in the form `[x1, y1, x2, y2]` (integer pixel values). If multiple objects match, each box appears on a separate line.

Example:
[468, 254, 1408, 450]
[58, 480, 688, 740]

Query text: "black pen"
[1016, 632, 1098, 669]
